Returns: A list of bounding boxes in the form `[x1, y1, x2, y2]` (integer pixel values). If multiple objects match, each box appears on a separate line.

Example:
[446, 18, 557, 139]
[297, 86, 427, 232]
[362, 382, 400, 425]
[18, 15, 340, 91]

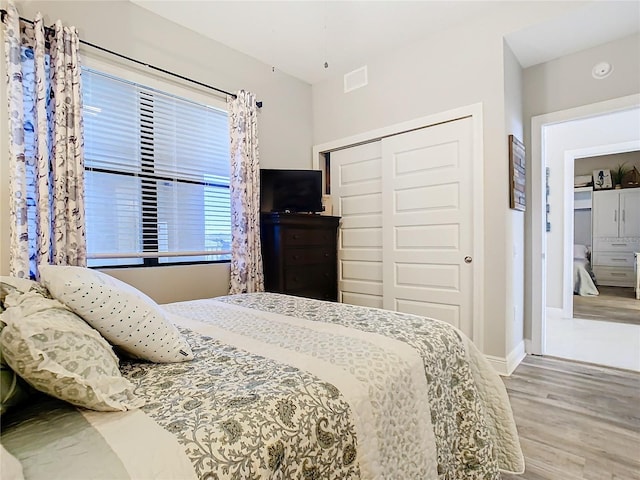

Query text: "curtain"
[228, 90, 264, 294]
[4, 4, 85, 279]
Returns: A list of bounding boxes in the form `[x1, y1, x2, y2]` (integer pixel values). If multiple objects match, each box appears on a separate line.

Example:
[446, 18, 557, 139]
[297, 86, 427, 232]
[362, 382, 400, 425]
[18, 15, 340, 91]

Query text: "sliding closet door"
[382, 117, 474, 335]
[331, 142, 383, 308]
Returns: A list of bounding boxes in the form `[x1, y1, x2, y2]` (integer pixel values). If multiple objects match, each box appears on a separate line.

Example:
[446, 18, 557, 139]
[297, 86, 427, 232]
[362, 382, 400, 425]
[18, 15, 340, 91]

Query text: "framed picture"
[593, 169, 612, 190]
[509, 135, 526, 211]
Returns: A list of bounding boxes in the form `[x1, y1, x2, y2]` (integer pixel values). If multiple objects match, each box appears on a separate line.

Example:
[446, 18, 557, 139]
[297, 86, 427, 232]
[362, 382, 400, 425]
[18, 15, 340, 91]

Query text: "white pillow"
[573, 244, 588, 259]
[0, 291, 143, 412]
[39, 265, 193, 363]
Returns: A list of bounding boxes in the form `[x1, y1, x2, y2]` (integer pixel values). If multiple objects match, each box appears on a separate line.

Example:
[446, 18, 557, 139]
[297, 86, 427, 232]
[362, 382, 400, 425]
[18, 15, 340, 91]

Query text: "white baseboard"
[524, 338, 533, 353]
[485, 340, 526, 376]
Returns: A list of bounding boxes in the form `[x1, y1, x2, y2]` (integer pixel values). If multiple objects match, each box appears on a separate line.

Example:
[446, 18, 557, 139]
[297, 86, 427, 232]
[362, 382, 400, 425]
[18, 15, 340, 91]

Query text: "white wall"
[523, 33, 640, 339]
[543, 108, 640, 310]
[311, 2, 581, 359]
[0, 0, 313, 303]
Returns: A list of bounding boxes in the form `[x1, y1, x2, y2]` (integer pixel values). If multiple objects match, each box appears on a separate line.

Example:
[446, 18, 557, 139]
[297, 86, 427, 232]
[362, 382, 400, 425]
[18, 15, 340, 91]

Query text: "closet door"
[331, 142, 384, 308]
[382, 117, 474, 335]
[620, 189, 640, 237]
[593, 190, 620, 237]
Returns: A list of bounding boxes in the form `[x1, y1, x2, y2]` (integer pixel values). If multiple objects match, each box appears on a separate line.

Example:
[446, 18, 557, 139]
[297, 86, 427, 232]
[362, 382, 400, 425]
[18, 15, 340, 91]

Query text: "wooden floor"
[574, 286, 640, 325]
[501, 355, 640, 480]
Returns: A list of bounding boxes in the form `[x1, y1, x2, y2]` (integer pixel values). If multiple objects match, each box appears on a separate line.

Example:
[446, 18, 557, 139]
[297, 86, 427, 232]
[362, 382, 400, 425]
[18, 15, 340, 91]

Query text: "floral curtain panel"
[228, 90, 264, 294]
[4, 4, 86, 279]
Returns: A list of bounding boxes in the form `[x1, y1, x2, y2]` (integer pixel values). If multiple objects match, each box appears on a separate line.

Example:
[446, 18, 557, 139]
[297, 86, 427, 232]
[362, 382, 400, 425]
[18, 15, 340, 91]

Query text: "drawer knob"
[324, 252, 329, 257]
[293, 234, 299, 239]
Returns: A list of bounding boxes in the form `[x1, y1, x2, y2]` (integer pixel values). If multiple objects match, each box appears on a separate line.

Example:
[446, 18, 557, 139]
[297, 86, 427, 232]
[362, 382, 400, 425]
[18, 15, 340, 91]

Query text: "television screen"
[260, 169, 323, 213]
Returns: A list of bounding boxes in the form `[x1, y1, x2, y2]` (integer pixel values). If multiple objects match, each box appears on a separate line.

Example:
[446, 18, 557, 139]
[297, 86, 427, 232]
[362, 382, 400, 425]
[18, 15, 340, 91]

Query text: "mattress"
[1, 292, 524, 479]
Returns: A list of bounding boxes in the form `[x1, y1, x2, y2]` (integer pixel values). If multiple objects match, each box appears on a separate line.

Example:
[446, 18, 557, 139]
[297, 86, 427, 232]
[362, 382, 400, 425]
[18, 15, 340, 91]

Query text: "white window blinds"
[82, 68, 231, 267]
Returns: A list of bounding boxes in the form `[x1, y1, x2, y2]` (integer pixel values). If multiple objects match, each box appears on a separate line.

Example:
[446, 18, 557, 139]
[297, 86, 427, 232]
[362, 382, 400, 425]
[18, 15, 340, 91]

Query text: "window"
[82, 68, 231, 267]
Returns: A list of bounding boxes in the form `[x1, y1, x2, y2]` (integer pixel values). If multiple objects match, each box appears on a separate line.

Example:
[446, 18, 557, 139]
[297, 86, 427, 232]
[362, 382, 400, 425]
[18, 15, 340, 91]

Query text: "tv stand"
[260, 213, 340, 301]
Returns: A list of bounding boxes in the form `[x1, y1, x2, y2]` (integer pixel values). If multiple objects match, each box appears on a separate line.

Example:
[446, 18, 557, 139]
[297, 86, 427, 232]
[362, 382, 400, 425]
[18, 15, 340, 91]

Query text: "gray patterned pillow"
[0, 291, 144, 412]
[0, 276, 51, 313]
[1, 321, 34, 415]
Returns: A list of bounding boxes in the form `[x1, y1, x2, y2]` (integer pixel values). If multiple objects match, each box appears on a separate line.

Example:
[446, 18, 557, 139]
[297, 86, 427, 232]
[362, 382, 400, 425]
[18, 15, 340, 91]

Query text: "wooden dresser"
[260, 213, 340, 301]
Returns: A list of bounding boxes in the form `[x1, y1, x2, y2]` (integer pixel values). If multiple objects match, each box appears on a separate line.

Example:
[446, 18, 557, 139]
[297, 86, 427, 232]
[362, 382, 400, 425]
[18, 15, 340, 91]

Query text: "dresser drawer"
[284, 265, 334, 291]
[284, 228, 335, 247]
[593, 266, 635, 287]
[593, 238, 640, 252]
[284, 248, 334, 266]
[592, 252, 636, 268]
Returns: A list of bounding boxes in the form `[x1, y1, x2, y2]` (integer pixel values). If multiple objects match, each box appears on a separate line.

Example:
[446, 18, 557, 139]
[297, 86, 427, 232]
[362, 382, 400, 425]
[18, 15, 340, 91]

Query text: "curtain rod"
[0, 9, 263, 108]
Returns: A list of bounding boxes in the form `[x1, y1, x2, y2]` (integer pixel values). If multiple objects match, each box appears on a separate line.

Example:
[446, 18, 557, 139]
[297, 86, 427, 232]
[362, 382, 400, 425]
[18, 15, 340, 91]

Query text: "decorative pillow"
[0, 276, 51, 313]
[573, 244, 589, 259]
[0, 291, 144, 412]
[0, 321, 34, 415]
[38, 265, 193, 363]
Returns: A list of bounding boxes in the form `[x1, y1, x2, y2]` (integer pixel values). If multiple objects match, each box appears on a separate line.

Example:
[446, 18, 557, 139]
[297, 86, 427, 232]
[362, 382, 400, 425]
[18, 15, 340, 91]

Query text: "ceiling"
[131, 0, 640, 85]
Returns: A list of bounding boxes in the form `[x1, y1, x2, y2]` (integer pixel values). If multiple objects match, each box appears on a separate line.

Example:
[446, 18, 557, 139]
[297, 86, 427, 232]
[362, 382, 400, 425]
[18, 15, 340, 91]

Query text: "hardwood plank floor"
[501, 355, 640, 480]
[574, 286, 640, 325]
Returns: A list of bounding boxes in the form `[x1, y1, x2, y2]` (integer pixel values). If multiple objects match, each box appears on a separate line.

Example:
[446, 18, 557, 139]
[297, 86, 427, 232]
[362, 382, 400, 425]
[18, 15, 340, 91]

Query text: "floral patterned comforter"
[139, 292, 524, 480]
[2, 293, 523, 480]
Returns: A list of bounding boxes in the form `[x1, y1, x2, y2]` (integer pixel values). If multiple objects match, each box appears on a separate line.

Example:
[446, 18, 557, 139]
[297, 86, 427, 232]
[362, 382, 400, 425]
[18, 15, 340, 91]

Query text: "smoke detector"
[592, 62, 613, 79]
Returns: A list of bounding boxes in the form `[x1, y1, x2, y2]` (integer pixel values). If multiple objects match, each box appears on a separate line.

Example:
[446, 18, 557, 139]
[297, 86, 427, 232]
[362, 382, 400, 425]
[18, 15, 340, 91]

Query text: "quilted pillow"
[39, 265, 193, 363]
[0, 321, 33, 415]
[0, 276, 51, 313]
[0, 291, 143, 412]
[573, 244, 589, 260]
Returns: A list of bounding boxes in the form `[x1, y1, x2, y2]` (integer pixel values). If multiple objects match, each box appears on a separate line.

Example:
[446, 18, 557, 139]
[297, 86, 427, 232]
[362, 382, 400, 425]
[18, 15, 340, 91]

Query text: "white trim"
[562, 151, 575, 320]
[546, 307, 564, 319]
[485, 340, 526, 376]
[312, 103, 485, 352]
[89, 250, 230, 259]
[524, 338, 534, 354]
[529, 94, 640, 355]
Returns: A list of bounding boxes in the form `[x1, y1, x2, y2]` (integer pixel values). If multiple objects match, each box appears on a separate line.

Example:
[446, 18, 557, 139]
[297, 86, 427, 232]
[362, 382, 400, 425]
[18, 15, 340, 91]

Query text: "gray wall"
[0, 1, 313, 303]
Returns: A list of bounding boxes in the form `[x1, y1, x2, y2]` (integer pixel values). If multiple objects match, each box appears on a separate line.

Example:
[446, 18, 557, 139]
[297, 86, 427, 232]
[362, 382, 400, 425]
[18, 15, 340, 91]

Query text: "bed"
[574, 244, 599, 296]
[1, 267, 524, 479]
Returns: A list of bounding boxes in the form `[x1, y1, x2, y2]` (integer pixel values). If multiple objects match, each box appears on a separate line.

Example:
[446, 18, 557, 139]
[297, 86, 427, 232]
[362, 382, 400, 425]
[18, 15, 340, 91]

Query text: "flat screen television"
[260, 169, 323, 213]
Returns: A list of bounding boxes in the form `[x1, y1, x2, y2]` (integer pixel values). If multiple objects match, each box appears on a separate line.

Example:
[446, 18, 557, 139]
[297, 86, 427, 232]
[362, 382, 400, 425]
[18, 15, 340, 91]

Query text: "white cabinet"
[592, 189, 640, 287]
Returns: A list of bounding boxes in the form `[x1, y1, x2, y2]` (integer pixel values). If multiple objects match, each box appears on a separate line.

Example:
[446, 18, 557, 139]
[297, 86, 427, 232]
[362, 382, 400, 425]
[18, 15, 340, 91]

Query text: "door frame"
[529, 94, 640, 355]
[312, 103, 485, 351]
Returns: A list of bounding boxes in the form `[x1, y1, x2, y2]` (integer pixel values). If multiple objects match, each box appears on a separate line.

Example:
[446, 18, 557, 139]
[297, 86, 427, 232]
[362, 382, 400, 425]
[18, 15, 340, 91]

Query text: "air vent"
[344, 66, 368, 93]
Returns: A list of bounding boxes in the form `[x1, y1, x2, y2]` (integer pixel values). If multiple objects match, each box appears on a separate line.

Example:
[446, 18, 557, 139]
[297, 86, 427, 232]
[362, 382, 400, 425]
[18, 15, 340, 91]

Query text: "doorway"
[529, 95, 640, 371]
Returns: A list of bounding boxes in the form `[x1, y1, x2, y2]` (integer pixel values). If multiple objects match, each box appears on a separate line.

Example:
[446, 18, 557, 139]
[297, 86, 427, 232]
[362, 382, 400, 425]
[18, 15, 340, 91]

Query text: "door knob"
[464, 256, 472, 264]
